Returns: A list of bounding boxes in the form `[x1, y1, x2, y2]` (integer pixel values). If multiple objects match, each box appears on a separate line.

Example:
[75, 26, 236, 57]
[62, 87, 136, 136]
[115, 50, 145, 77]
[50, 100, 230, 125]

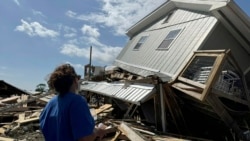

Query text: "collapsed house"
[0, 80, 187, 141]
[80, 0, 250, 140]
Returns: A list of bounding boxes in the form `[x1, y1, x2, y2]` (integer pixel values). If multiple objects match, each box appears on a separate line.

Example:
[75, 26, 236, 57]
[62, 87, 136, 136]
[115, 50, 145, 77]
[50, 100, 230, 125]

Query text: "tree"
[35, 83, 46, 93]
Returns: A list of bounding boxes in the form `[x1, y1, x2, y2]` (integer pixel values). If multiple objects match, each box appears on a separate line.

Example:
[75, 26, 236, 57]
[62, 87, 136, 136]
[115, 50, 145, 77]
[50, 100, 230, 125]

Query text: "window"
[133, 36, 148, 50]
[163, 10, 175, 23]
[158, 29, 182, 49]
[181, 56, 216, 84]
[173, 50, 247, 101]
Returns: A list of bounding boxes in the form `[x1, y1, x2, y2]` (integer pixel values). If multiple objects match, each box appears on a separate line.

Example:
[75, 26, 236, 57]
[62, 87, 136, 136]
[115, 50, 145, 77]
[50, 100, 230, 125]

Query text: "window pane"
[139, 36, 148, 43]
[181, 56, 216, 84]
[134, 43, 142, 49]
[158, 39, 173, 49]
[157, 29, 182, 49]
[133, 36, 148, 50]
[165, 29, 181, 39]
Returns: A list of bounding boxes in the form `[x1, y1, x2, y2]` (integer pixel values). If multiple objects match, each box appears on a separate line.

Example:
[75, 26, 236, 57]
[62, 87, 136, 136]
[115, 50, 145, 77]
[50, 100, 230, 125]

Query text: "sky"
[0, 0, 249, 92]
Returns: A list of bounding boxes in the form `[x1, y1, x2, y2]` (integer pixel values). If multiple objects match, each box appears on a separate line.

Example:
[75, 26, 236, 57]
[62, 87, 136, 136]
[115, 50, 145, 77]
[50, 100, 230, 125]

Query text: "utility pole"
[88, 46, 92, 80]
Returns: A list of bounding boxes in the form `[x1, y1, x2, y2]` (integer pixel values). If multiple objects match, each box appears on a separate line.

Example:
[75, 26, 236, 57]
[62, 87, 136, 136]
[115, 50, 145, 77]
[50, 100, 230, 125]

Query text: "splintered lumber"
[15, 117, 39, 125]
[18, 94, 28, 107]
[92, 104, 112, 116]
[131, 127, 155, 136]
[118, 122, 146, 141]
[152, 136, 190, 141]
[0, 93, 51, 112]
[0, 124, 11, 135]
[18, 113, 25, 122]
[0, 136, 15, 141]
[0, 96, 20, 104]
[111, 131, 121, 141]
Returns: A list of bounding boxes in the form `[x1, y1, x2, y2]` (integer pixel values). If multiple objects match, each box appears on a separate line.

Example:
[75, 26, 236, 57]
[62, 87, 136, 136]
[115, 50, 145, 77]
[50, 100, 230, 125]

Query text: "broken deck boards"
[118, 122, 146, 141]
[92, 104, 112, 116]
[0, 136, 15, 141]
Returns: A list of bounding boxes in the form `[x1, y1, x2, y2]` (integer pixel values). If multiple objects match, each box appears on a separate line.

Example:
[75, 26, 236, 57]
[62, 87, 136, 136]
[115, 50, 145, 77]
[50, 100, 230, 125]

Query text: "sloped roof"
[126, 0, 250, 53]
[0, 80, 31, 96]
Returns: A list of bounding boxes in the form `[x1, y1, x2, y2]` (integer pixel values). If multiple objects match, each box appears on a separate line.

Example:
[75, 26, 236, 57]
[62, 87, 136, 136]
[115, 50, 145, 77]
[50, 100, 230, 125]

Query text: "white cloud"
[15, 19, 59, 38]
[60, 43, 122, 65]
[61, 23, 122, 65]
[67, 39, 79, 44]
[66, 10, 77, 18]
[58, 24, 77, 38]
[32, 9, 46, 17]
[61, 0, 165, 65]
[81, 25, 100, 38]
[60, 44, 88, 58]
[64, 33, 77, 38]
[66, 0, 165, 35]
[13, 0, 20, 6]
[65, 61, 85, 70]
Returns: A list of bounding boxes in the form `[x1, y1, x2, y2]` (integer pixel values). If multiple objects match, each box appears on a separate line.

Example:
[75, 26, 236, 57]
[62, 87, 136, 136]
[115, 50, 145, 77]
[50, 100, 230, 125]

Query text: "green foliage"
[35, 83, 46, 93]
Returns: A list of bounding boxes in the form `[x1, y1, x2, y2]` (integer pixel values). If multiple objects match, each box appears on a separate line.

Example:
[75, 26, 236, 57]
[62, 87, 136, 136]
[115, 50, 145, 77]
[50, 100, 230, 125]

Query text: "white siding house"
[114, 0, 250, 83]
[81, 0, 250, 140]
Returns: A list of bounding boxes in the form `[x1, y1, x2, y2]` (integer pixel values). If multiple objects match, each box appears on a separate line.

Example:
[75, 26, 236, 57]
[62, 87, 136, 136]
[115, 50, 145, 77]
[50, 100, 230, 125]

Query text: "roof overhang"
[80, 81, 156, 105]
[171, 0, 229, 11]
[126, 0, 250, 54]
[212, 1, 250, 53]
[127, 0, 229, 37]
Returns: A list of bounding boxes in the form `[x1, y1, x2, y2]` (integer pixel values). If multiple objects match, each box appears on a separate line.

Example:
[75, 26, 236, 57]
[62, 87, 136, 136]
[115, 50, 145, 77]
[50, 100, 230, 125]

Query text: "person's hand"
[94, 127, 106, 139]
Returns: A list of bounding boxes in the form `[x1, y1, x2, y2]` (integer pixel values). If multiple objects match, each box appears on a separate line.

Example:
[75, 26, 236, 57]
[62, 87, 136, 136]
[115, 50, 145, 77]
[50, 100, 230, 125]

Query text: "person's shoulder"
[48, 95, 58, 104]
[69, 93, 85, 102]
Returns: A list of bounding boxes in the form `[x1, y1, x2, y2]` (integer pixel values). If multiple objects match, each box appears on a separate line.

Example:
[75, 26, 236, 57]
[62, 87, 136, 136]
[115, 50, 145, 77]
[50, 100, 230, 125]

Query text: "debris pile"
[0, 93, 192, 141]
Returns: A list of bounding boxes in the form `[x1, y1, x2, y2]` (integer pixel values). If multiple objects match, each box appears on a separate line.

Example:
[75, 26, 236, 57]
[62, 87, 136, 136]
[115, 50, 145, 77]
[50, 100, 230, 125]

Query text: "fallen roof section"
[0, 80, 31, 96]
[80, 81, 156, 105]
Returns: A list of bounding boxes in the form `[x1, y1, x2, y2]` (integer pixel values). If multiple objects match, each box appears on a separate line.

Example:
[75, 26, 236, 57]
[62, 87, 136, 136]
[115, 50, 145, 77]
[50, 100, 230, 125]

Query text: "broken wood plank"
[0, 96, 19, 104]
[103, 107, 114, 113]
[0, 93, 52, 112]
[92, 104, 112, 116]
[15, 117, 39, 124]
[111, 131, 121, 141]
[131, 127, 155, 136]
[0, 136, 15, 141]
[18, 113, 25, 122]
[0, 124, 11, 135]
[118, 122, 146, 141]
[152, 136, 190, 141]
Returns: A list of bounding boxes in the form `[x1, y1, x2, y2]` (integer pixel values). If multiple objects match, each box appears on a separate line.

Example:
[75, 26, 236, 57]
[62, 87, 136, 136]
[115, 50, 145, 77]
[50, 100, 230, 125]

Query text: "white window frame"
[133, 36, 148, 50]
[157, 28, 183, 50]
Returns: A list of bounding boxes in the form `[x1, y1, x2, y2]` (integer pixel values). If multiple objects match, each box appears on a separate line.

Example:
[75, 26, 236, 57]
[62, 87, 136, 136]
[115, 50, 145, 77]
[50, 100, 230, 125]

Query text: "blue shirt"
[39, 92, 95, 141]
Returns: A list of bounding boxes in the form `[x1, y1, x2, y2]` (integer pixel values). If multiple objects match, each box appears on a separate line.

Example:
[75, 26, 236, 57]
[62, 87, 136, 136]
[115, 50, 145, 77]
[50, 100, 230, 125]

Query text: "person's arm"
[78, 127, 106, 141]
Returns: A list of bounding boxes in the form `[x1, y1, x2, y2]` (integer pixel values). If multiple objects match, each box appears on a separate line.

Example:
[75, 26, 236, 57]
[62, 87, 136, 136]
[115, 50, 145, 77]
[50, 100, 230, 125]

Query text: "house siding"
[114, 9, 218, 79]
[201, 23, 250, 73]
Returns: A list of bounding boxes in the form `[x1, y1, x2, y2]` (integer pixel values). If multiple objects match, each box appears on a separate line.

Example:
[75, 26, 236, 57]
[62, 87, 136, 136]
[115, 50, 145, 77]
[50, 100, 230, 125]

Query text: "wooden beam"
[92, 104, 112, 116]
[118, 122, 146, 141]
[15, 117, 39, 124]
[0, 137, 15, 141]
[111, 131, 121, 141]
